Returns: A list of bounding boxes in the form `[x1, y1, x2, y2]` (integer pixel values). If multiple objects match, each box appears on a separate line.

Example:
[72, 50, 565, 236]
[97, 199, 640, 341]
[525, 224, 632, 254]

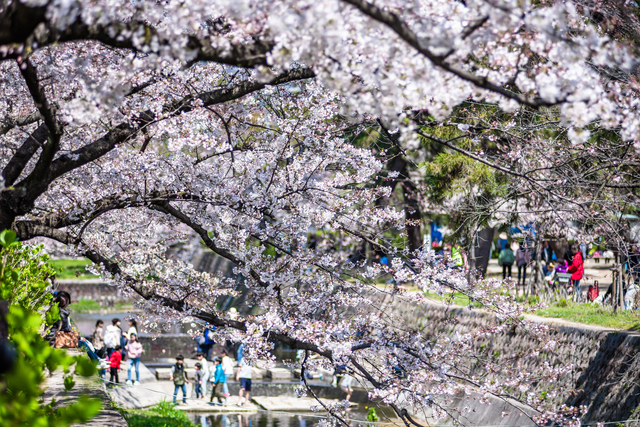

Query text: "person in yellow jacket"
[451, 246, 464, 267]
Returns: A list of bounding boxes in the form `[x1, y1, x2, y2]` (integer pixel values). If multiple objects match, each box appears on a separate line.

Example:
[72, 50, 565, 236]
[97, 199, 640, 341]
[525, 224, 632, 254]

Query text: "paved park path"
[42, 350, 127, 427]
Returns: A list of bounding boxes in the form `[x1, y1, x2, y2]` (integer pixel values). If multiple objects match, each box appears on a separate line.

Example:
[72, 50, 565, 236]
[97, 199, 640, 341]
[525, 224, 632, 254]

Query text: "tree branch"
[340, 0, 559, 108]
[0, 4, 274, 68]
[1, 123, 48, 186]
[0, 110, 43, 136]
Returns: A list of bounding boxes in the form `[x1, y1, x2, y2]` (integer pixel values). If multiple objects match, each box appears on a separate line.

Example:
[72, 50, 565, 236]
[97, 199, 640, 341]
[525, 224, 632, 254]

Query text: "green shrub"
[0, 230, 100, 426]
[124, 401, 196, 427]
[68, 298, 101, 313]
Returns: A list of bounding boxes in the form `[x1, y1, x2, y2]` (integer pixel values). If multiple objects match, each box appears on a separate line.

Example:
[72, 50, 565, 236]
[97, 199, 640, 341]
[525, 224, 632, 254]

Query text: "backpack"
[499, 249, 515, 266]
[173, 364, 186, 385]
[516, 249, 529, 266]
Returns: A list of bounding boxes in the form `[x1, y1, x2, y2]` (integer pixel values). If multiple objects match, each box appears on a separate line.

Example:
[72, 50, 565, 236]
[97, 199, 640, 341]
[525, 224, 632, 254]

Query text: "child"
[169, 355, 189, 405]
[194, 363, 204, 399]
[236, 359, 252, 406]
[109, 345, 122, 387]
[210, 357, 227, 406]
[339, 372, 354, 402]
[125, 333, 145, 385]
[195, 352, 210, 397]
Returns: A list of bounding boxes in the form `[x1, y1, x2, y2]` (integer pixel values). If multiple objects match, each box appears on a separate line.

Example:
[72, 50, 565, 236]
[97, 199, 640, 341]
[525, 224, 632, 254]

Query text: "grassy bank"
[422, 289, 640, 331]
[49, 258, 99, 280]
[535, 302, 640, 330]
[122, 401, 196, 427]
[68, 299, 132, 313]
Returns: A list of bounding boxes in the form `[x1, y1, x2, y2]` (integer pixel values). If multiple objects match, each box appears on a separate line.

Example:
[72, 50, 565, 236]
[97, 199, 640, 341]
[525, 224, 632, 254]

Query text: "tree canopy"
[2, 0, 640, 424]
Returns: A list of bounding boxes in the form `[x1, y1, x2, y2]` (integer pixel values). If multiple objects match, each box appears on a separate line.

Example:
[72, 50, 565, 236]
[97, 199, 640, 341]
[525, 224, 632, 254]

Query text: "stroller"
[551, 261, 574, 300]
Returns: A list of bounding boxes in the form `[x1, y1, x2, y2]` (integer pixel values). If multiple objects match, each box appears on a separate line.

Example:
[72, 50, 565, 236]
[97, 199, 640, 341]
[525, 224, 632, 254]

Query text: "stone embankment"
[373, 291, 640, 426]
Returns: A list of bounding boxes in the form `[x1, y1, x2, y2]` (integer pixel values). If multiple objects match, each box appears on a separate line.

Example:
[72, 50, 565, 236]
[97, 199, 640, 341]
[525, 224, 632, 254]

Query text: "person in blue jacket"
[210, 357, 228, 405]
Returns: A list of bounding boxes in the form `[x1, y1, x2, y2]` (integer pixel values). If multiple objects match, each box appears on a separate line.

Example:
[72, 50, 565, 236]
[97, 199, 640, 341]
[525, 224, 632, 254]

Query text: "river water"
[192, 409, 394, 427]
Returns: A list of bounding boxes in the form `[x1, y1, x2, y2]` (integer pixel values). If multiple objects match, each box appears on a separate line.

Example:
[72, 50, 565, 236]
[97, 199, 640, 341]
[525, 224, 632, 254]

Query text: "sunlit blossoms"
[2, 0, 640, 425]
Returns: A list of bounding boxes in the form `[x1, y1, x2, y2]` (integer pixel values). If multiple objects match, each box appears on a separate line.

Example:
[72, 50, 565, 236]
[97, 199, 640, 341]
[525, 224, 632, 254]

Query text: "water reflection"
[194, 412, 372, 427]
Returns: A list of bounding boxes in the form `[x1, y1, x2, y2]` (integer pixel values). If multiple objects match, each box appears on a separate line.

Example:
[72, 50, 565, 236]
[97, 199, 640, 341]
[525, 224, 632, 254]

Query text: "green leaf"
[56, 396, 101, 424]
[0, 229, 17, 247]
[74, 357, 97, 377]
[45, 304, 60, 326]
[64, 375, 76, 391]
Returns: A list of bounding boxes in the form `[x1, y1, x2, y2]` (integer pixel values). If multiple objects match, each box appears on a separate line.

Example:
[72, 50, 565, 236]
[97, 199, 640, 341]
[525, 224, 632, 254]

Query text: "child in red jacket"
[109, 345, 122, 386]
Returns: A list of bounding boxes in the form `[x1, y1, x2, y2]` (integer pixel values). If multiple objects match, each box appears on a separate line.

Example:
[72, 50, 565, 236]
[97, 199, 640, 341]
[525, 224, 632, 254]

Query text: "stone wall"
[56, 279, 133, 307]
[372, 292, 640, 425]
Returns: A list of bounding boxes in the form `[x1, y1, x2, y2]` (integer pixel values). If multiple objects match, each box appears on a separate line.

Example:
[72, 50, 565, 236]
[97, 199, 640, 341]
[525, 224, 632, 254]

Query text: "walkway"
[42, 350, 127, 427]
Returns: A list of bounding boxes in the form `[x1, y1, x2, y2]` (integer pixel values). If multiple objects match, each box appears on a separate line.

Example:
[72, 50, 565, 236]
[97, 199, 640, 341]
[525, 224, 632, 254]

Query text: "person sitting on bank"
[44, 291, 73, 345]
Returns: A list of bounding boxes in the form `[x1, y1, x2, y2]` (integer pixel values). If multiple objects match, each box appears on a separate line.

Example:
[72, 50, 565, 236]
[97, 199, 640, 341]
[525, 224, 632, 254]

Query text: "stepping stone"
[266, 368, 291, 380]
[252, 396, 356, 411]
[174, 396, 258, 412]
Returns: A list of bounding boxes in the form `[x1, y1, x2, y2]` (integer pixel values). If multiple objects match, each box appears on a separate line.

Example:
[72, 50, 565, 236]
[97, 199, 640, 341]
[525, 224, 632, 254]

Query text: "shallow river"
[192, 410, 393, 427]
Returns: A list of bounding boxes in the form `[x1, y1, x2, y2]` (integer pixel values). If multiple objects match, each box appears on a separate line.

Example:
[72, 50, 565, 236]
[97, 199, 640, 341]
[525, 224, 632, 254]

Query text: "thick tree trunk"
[376, 154, 422, 253]
[473, 227, 494, 277]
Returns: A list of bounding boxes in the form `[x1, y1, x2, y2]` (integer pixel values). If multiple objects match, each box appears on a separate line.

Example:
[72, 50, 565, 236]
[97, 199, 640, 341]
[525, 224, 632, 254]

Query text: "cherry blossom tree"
[2, 0, 640, 425]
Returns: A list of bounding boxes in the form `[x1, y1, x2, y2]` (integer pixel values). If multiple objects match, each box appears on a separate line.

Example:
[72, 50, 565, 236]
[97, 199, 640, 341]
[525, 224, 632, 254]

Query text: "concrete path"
[42, 351, 127, 427]
[486, 257, 617, 294]
[107, 378, 261, 412]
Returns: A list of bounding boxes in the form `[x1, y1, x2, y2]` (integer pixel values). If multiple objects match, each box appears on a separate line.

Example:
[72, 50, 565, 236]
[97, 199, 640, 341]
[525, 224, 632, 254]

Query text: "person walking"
[498, 244, 515, 280]
[210, 357, 228, 406]
[221, 349, 234, 397]
[236, 359, 252, 406]
[339, 372, 354, 403]
[567, 243, 584, 298]
[195, 352, 210, 397]
[125, 333, 145, 385]
[125, 319, 138, 341]
[92, 320, 105, 358]
[108, 345, 122, 387]
[516, 243, 530, 287]
[194, 363, 204, 399]
[170, 355, 189, 405]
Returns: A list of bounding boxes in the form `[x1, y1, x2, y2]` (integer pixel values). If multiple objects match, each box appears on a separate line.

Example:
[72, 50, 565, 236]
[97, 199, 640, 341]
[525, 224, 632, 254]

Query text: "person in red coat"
[567, 244, 584, 297]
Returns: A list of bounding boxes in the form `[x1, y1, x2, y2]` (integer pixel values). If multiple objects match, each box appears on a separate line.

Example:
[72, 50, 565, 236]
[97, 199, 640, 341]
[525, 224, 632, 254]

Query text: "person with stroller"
[567, 244, 584, 298]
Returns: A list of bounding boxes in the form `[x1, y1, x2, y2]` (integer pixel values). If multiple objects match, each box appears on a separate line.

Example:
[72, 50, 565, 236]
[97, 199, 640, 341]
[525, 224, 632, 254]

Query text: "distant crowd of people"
[43, 297, 359, 406]
[497, 238, 640, 303]
[498, 240, 586, 295]
[90, 317, 144, 386]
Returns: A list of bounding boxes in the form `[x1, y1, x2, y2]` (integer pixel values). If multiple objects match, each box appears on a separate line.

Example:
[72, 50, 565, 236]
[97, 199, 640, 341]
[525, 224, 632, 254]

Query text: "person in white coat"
[104, 318, 122, 358]
[196, 352, 210, 397]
